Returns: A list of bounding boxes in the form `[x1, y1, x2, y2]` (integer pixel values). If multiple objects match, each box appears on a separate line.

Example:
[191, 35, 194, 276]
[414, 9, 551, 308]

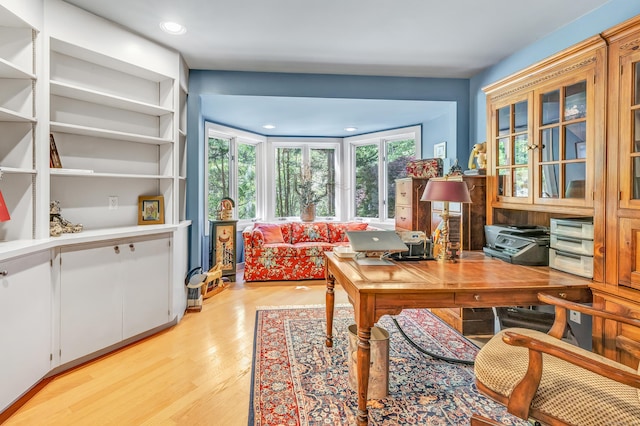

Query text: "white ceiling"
[61, 0, 612, 137]
[62, 0, 611, 78]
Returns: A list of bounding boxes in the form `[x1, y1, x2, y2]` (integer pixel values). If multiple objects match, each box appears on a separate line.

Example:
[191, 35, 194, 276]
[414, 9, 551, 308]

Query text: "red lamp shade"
[420, 179, 472, 203]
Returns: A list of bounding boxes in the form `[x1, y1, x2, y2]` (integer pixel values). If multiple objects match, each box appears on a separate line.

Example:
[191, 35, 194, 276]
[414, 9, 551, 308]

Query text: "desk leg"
[357, 324, 372, 425]
[325, 274, 335, 347]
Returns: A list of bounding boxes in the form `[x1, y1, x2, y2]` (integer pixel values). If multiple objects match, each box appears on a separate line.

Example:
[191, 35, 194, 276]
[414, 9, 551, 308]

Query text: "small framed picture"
[575, 141, 586, 159]
[434, 142, 446, 159]
[138, 195, 165, 225]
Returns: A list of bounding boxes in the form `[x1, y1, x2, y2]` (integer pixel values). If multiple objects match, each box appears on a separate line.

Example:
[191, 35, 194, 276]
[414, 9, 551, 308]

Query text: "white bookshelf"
[48, 37, 177, 232]
[0, 6, 37, 243]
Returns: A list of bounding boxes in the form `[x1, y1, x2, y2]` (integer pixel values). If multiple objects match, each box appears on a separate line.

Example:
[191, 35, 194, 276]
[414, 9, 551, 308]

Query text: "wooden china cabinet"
[595, 16, 640, 368]
[483, 35, 607, 284]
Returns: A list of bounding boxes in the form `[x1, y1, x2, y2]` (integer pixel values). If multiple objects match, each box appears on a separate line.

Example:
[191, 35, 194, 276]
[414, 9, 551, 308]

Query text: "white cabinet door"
[59, 243, 123, 364]
[122, 236, 170, 339]
[0, 251, 52, 411]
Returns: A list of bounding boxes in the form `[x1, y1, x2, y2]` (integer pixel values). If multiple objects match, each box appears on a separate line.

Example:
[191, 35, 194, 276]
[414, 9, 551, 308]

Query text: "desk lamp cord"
[391, 317, 475, 366]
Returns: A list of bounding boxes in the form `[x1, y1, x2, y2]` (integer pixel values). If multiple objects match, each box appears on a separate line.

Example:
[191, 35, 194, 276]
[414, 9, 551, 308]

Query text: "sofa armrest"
[242, 225, 265, 250]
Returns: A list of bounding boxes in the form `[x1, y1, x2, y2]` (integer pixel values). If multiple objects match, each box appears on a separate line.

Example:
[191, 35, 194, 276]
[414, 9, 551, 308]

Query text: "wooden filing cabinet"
[395, 177, 431, 234]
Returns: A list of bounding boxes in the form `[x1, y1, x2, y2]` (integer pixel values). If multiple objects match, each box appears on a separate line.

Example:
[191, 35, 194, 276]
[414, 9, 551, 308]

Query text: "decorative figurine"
[466, 141, 487, 175]
[447, 159, 463, 176]
[50, 200, 83, 237]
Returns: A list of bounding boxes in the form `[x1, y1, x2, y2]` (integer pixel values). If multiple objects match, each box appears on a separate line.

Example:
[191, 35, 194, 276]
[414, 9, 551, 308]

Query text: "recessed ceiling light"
[160, 21, 186, 35]
[344, 127, 358, 132]
[263, 124, 276, 129]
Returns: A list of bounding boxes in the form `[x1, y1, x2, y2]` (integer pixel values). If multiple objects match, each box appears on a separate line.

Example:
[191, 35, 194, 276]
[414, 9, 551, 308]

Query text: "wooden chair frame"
[475, 293, 640, 425]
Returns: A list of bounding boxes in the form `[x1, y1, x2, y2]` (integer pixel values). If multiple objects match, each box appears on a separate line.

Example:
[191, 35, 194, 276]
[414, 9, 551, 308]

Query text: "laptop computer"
[346, 230, 409, 254]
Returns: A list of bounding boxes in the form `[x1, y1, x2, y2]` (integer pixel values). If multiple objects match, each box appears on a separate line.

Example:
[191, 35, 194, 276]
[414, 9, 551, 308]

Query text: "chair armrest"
[538, 293, 640, 339]
[500, 329, 640, 419]
[503, 330, 640, 389]
[538, 293, 640, 327]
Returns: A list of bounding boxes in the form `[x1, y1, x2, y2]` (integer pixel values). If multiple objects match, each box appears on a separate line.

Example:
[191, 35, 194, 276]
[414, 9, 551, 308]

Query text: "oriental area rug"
[249, 305, 528, 425]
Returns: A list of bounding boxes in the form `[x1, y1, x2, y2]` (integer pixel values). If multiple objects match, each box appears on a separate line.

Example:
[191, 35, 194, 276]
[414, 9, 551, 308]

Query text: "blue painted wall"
[469, 0, 640, 151]
[187, 2, 640, 269]
[187, 72, 469, 267]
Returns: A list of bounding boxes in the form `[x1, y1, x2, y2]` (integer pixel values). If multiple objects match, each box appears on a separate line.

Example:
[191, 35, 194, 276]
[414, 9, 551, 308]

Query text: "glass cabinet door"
[493, 97, 532, 203]
[620, 52, 640, 210]
[536, 79, 589, 205]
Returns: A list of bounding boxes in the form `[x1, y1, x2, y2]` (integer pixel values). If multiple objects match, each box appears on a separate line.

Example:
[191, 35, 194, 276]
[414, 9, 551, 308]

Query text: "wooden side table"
[209, 220, 238, 282]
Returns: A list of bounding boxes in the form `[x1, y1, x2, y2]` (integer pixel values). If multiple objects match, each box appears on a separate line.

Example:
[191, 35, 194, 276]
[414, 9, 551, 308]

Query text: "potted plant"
[295, 165, 325, 222]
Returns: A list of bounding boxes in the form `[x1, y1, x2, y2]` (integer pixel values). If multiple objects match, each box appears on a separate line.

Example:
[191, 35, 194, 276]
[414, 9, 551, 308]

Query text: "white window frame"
[204, 122, 266, 233]
[344, 125, 422, 224]
[267, 137, 342, 221]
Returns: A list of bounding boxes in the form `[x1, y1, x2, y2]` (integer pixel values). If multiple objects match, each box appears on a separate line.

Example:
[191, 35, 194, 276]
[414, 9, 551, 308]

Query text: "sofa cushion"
[255, 223, 285, 244]
[291, 222, 329, 243]
[328, 222, 369, 243]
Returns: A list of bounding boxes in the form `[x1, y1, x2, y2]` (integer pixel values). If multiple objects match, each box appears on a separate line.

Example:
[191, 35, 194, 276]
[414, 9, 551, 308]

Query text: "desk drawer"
[455, 288, 590, 306]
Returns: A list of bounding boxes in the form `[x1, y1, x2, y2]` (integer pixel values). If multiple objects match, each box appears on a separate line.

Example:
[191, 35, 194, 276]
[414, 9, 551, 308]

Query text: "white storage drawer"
[550, 234, 594, 256]
[549, 248, 593, 279]
[550, 218, 594, 240]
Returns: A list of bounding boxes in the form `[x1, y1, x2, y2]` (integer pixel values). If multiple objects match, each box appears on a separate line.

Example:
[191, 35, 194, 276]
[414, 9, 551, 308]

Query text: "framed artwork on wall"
[434, 142, 446, 159]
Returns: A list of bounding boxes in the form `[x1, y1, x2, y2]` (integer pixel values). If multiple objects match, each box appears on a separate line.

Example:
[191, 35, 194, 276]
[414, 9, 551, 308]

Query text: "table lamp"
[420, 178, 472, 262]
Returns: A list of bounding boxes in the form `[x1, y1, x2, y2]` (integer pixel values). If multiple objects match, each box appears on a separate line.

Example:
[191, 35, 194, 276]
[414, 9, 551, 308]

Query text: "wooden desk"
[324, 251, 592, 425]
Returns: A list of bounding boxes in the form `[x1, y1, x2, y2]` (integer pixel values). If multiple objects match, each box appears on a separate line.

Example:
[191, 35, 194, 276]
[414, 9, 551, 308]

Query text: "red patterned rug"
[249, 305, 527, 425]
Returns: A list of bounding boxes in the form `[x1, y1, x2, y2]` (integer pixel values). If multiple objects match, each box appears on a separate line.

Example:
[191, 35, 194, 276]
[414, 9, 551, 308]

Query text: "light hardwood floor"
[5, 270, 349, 425]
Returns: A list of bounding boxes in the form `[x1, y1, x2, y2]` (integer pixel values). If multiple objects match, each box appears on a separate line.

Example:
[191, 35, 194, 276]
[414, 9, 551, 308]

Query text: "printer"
[483, 225, 550, 266]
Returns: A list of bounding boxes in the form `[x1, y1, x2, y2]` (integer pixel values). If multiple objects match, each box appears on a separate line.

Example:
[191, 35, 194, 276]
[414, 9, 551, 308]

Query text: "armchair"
[474, 293, 640, 425]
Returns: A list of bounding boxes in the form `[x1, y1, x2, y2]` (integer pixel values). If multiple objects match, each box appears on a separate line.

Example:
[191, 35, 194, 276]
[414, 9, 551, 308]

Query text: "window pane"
[633, 156, 640, 199]
[514, 134, 529, 165]
[541, 127, 559, 162]
[564, 81, 587, 120]
[541, 90, 560, 125]
[565, 163, 586, 199]
[497, 137, 509, 166]
[497, 106, 510, 136]
[355, 144, 379, 218]
[386, 139, 415, 218]
[514, 167, 529, 197]
[237, 143, 256, 219]
[275, 147, 302, 217]
[207, 137, 231, 219]
[310, 148, 336, 217]
[541, 164, 559, 198]
[634, 110, 640, 153]
[564, 122, 586, 161]
[514, 101, 528, 132]
[498, 168, 510, 197]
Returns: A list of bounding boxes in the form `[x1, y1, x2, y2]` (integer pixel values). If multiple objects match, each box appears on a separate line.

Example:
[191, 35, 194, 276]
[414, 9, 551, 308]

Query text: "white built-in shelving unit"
[48, 38, 177, 233]
[0, 7, 37, 247]
[0, 0, 191, 413]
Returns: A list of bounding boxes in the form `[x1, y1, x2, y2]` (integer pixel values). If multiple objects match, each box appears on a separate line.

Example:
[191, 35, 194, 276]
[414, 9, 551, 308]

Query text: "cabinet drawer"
[550, 234, 594, 256]
[395, 179, 412, 205]
[550, 218, 594, 240]
[395, 206, 413, 230]
[549, 248, 593, 278]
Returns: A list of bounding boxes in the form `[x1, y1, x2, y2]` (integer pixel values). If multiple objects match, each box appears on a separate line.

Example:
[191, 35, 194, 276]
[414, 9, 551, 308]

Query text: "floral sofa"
[242, 221, 375, 281]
